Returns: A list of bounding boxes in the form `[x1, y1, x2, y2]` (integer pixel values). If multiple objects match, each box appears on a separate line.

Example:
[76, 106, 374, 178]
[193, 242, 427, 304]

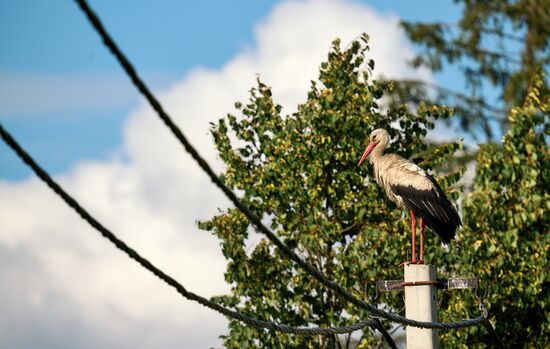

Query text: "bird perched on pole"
[357, 128, 461, 264]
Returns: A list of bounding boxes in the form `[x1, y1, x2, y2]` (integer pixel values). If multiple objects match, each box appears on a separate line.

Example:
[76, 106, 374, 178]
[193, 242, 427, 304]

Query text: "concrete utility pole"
[404, 264, 439, 349]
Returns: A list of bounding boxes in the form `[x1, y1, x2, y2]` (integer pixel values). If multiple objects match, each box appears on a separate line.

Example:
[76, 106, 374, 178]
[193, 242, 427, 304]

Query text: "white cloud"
[0, 0, 431, 348]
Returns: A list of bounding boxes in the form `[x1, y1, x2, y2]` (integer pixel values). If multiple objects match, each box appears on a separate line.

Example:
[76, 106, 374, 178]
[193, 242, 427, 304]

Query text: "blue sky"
[0, 0, 462, 180]
[1, 0, 279, 179]
[2, 1, 474, 348]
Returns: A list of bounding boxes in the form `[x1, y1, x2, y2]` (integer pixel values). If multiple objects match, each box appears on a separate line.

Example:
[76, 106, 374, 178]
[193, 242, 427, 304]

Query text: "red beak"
[357, 142, 378, 167]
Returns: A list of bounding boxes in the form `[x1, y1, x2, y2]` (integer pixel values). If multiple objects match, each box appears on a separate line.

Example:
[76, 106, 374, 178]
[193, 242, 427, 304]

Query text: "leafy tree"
[200, 34, 548, 348]
[396, 0, 550, 139]
[199, 35, 459, 348]
[437, 73, 549, 348]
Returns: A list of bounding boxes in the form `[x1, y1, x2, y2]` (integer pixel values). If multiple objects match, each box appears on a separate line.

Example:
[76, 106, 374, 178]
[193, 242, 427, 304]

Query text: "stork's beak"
[357, 142, 378, 167]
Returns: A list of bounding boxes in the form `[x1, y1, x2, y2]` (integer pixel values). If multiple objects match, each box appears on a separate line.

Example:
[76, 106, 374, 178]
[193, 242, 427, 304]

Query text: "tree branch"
[394, 79, 507, 117]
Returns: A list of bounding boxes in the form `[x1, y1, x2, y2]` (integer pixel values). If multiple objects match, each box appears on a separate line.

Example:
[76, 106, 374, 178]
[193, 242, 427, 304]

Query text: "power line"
[477, 292, 507, 349]
[72, 0, 490, 331]
[0, 122, 380, 337]
[483, 319, 506, 349]
[372, 319, 398, 349]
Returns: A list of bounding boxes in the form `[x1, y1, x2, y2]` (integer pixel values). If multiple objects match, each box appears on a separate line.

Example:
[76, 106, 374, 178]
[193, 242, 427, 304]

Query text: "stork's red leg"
[410, 210, 417, 263]
[419, 218, 425, 264]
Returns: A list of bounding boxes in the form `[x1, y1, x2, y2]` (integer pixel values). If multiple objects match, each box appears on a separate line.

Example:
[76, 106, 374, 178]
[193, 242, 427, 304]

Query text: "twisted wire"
[72, 0, 489, 331]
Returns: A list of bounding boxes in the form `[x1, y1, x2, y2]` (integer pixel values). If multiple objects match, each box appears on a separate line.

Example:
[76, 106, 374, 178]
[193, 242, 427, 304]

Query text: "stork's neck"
[369, 142, 385, 165]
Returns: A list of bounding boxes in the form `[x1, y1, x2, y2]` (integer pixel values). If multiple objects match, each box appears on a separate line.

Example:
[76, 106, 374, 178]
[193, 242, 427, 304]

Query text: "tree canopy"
[199, 34, 548, 348]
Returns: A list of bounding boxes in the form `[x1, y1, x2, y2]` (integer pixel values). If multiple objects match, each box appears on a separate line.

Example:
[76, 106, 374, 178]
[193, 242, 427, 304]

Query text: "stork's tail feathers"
[432, 218, 460, 245]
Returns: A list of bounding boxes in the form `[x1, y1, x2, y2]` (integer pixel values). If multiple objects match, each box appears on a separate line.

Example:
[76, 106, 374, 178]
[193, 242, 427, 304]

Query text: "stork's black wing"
[391, 174, 461, 244]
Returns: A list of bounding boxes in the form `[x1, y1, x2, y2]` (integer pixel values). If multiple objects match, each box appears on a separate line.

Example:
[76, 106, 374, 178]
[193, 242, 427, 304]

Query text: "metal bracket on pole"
[376, 277, 478, 293]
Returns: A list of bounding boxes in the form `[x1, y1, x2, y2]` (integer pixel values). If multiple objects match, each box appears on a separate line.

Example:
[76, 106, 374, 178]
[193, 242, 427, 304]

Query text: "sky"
[0, 0, 464, 348]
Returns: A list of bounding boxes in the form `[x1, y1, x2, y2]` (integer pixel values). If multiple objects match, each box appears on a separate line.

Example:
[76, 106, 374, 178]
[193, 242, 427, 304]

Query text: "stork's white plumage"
[358, 129, 461, 264]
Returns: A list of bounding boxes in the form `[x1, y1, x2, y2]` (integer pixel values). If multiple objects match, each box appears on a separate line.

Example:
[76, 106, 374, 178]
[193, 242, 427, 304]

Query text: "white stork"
[357, 128, 461, 264]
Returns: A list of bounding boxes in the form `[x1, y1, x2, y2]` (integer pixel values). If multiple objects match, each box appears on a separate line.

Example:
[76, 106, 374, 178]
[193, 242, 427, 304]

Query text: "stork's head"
[357, 128, 389, 167]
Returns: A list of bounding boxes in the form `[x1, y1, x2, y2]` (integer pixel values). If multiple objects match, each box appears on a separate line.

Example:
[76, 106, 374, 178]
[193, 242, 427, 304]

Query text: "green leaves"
[440, 72, 549, 348]
[200, 34, 464, 348]
[202, 31, 549, 347]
